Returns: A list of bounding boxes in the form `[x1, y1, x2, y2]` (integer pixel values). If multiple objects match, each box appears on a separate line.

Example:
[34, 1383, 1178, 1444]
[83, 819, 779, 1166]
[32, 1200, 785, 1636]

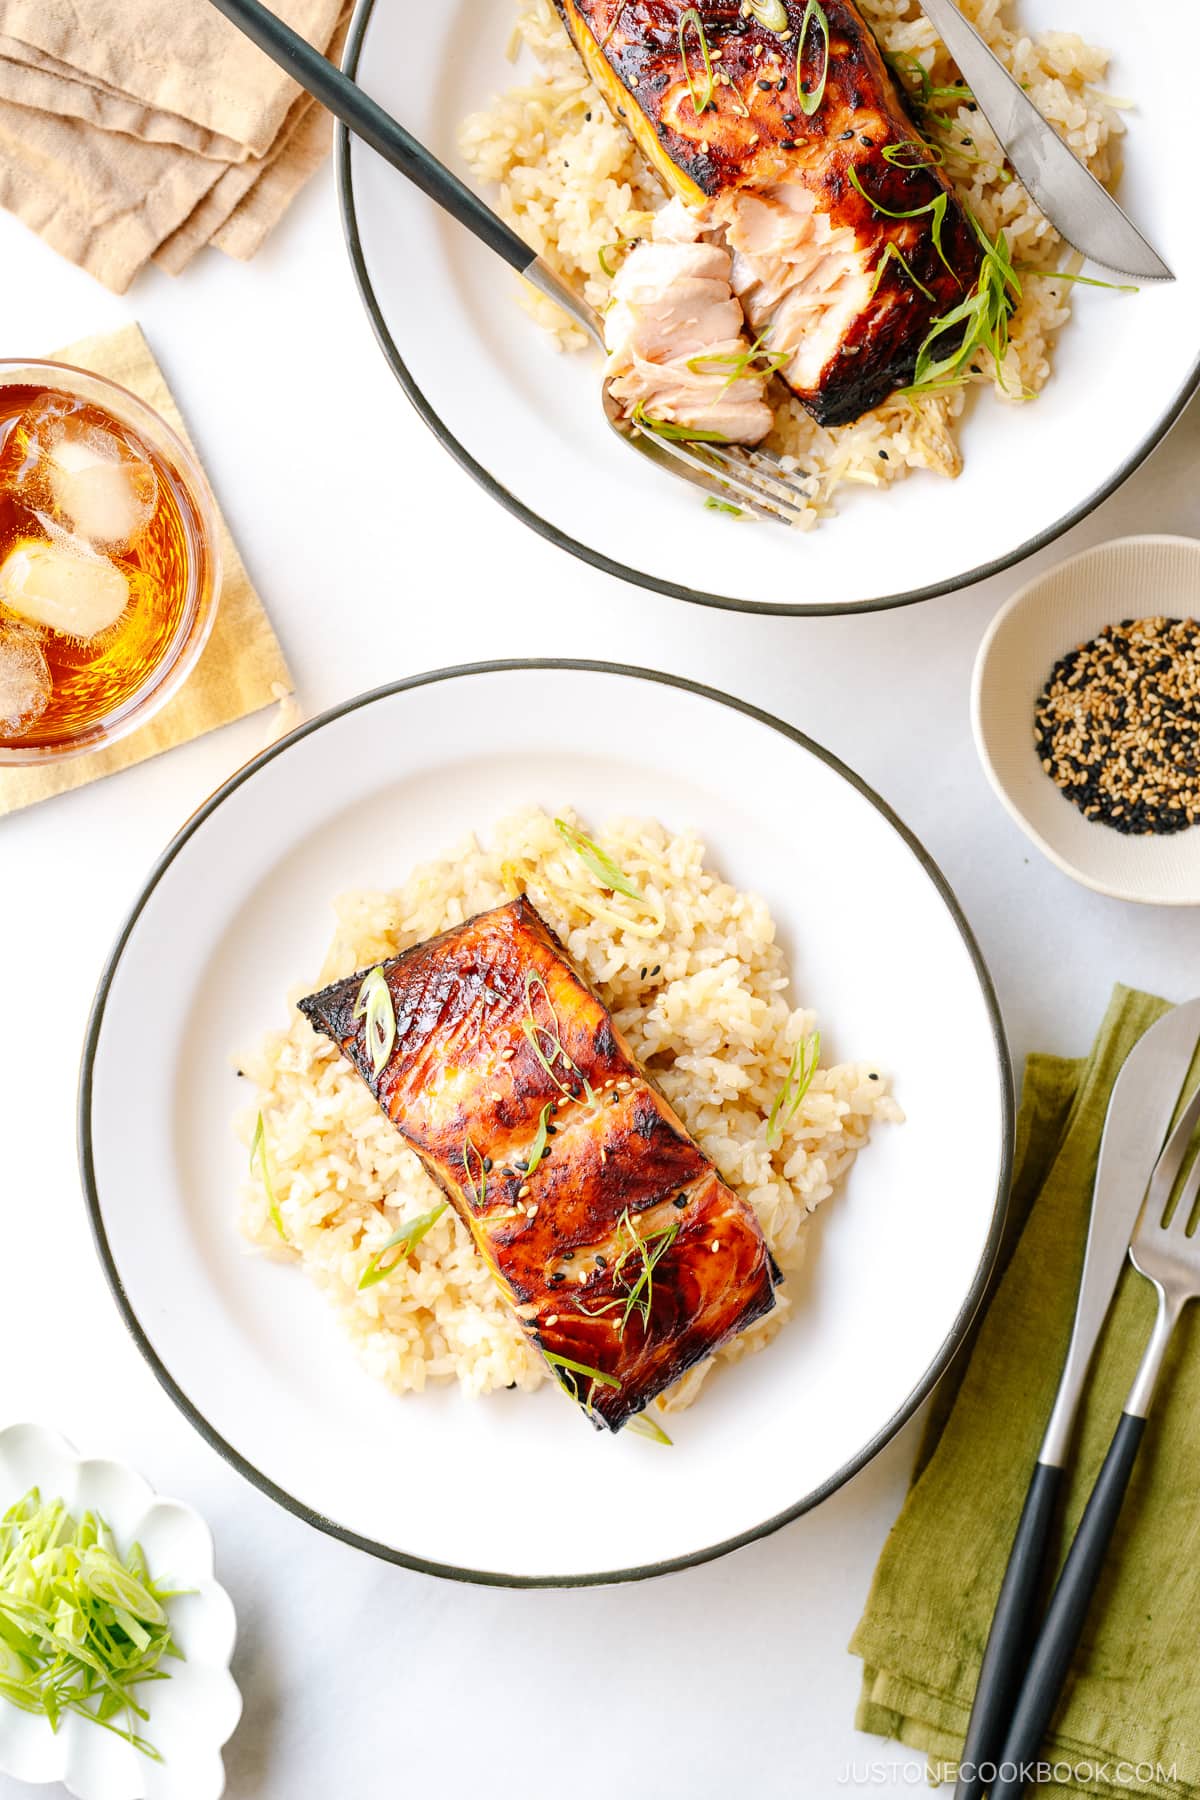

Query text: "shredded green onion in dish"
[902, 212, 1022, 397]
[353, 966, 396, 1078]
[554, 817, 646, 903]
[0, 1489, 186, 1760]
[358, 1203, 448, 1290]
[766, 1030, 821, 1146]
[882, 139, 945, 170]
[630, 400, 731, 444]
[686, 329, 790, 392]
[578, 1210, 682, 1337]
[745, 0, 790, 33]
[867, 239, 935, 303]
[250, 1111, 285, 1239]
[1019, 266, 1138, 293]
[524, 1101, 553, 1176]
[544, 1352, 622, 1394]
[796, 0, 830, 115]
[679, 8, 715, 117]
[462, 1135, 489, 1212]
[598, 236, 637, 278]
[522, 970, 597, 1105]
[626, 1413, 674, 1446]
[704, 497, 745, 517]
[847, 165, 956, 281]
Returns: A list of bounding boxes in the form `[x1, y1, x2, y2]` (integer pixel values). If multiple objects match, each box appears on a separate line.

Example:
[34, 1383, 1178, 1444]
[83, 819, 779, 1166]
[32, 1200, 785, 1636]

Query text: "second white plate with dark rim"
[338, 0, 1200, 616]
[80, 662, 1011, 1585]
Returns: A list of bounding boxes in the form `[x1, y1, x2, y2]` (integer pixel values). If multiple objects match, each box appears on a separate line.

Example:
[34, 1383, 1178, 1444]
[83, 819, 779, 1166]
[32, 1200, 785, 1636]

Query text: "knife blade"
[1039, 995, 1200, 1463]
[953, 996, 1200, 1800]
[917, 0, 1173, 281]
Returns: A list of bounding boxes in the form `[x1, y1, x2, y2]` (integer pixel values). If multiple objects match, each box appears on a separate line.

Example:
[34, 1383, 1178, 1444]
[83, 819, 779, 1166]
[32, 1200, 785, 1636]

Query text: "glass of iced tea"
[0, 359, 221, 764]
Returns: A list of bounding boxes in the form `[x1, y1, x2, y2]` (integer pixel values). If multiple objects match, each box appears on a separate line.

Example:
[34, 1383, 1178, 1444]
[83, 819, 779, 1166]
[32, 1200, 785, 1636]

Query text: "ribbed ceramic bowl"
[0, 1424, 241, 1800]
[971, 534, 1200, 905]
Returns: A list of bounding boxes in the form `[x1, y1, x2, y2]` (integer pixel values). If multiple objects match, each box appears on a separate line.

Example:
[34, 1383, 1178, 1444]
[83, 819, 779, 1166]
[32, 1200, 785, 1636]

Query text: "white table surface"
[2, 166, 1199, 1800]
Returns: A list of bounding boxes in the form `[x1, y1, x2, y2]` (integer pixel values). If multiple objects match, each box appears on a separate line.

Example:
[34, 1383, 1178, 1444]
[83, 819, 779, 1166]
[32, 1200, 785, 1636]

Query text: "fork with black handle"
[203, 0, 817, 524]
[987, 1088, 1200, 1800]
[953, 1005, 1200, 1800]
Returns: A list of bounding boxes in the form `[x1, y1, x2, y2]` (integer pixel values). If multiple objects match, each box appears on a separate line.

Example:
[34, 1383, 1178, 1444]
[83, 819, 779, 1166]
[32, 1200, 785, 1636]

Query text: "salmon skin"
[557, 0, 982, 425]
[298, 896, 779, 1431]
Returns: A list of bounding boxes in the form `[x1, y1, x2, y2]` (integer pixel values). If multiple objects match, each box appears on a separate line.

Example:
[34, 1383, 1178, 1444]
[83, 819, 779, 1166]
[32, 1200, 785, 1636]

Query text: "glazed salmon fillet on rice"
[559, 0, 982, 424]
[298, 896, 780, 1432]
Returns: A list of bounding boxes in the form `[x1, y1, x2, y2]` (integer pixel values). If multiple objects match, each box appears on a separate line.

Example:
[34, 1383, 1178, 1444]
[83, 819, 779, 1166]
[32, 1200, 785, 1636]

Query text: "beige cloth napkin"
[0, 324, 295, 816]
[0, 0, 350, 291]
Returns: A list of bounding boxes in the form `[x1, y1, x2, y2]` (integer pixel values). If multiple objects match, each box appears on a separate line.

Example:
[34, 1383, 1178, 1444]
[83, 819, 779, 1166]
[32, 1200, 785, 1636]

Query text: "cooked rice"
[237, 809, 901, 1419]
[458, 0, 1127, 527]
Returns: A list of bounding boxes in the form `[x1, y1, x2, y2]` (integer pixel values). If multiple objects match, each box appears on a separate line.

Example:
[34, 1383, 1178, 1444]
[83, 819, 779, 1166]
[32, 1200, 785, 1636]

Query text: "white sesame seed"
[711, 1240, 721, 1253]
[546, 1314, 558, 1327]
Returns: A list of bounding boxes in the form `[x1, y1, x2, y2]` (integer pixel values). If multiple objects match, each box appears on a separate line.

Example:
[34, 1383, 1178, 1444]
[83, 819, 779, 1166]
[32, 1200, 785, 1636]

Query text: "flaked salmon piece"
[604, 200, 773, 444]
[559, 0, 982, 426]
[298, 896, 779, 1432]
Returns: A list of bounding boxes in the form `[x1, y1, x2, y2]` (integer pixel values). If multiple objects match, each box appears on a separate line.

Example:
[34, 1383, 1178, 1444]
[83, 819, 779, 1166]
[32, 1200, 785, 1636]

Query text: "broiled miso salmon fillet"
[298, 896, 778, 1431]
[557, 0, 982, 425]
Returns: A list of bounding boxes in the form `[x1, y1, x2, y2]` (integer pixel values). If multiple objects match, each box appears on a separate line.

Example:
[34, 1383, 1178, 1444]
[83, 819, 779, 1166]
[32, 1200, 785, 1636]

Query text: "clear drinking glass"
[0, 358, 222, 766]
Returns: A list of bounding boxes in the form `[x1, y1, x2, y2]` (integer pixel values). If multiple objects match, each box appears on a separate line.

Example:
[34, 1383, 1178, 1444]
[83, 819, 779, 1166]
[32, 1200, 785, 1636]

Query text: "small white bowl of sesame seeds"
[972, 534, 1200, 906]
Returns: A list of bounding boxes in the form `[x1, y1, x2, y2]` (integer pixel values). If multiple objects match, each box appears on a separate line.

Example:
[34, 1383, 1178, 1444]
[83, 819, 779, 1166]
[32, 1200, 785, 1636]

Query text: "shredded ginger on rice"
[237, 808, 902, 1420]
[457, 0, 1128, 528]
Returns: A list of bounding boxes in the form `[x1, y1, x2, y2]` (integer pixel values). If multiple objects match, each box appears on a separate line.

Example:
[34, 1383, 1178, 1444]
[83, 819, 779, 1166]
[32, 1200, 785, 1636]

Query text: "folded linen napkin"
[851, 986, 1200, 1799]
[0, 0, 349, 291]
[0, 323, 294, 815]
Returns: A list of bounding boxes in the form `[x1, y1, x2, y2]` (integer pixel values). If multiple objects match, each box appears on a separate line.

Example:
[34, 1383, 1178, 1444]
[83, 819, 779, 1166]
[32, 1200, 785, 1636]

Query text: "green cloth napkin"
[851, 986, 1200, 1800]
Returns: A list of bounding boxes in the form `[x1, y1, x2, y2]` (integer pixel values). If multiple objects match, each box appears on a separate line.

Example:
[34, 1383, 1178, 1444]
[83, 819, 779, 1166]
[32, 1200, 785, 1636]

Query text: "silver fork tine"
[1141, 1081, 1200, 1233]
[694, 443, 818, 511]
[638, 430, 812, 524]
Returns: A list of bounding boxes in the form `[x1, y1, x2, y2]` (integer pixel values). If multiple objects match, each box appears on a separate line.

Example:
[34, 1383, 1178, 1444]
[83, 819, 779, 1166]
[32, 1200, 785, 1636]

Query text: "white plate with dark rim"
[338, 0, 1200, 616]
[80, 662, 1011, 1586]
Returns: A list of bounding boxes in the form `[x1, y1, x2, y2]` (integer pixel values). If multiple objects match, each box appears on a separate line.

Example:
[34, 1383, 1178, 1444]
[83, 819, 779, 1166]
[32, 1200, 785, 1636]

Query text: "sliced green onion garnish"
[868, 239, 935, 303]
[358, 1202, 447, 1289]
[353, 965, 396, 1078]
[598, 236, 636, 278]
[678, 8, 714, 118]
[766, 1030, 821, 1147]
[250, 1110, 285, 1239]
[0, 1488, 185, 1760]
[630, 400, 731, 443]
[462, 1135, 489, 1212]
[686, 328, 790, 391]
[704, 497, 744, 516]
[554, 817, 646, 903]
[524, 1101, 553, 1175]
[847, 166, 956, 282]
[882, 138, 945, 170]
[902, 210, 1024, 397]
[795, 0, 830, 115]
[544, 1352, 622, 1390]
[626, 1412, 674, 1445]
[745, 0, 789, 31]
[1019, 266, 1137, 293]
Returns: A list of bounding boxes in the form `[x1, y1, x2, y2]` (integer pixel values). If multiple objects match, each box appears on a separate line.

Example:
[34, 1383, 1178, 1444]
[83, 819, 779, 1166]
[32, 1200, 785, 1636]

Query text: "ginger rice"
[457, 0, 1128, 528]
[237, 809, 901, 1420]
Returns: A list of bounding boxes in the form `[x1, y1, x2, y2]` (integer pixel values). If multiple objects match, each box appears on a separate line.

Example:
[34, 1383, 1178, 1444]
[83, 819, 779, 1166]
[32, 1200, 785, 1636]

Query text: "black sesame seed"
[838, 128, 854, 139]
[674, 1195, 689, 1208]
[757, 77, 773, 89]
[782, 111, 797, 122]
[780, 137, 797, 148]
[861, 134, 874, 146]
[596, 1255, 608, 1270]
[878, 450, 889, 461]
[482, 1156, 493, 1173]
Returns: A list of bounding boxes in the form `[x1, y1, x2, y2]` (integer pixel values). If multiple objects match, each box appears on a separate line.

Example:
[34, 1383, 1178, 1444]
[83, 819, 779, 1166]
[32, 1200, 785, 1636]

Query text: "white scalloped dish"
[0, 1424, 241, 1800]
